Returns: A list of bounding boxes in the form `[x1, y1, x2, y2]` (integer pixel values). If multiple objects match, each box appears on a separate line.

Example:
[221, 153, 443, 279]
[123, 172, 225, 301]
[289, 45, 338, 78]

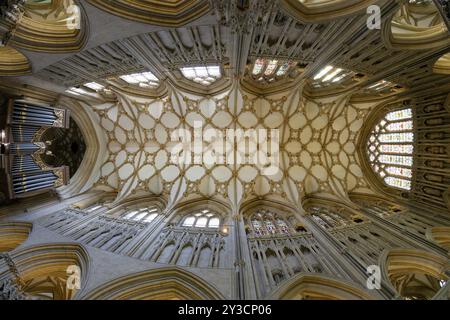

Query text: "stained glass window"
[367, 107, 414, 190]
[312, 65, 357, 87]
[249, 210, 295, 237]
[180, 66, 222, 86]
[182, 210, 221, 229]
[251, 58, 298, 84]
[119, 71, 160, 88]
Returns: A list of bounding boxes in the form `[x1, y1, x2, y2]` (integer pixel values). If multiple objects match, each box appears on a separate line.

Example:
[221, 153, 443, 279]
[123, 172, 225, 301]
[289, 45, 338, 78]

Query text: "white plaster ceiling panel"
[90, 85, 374, 210]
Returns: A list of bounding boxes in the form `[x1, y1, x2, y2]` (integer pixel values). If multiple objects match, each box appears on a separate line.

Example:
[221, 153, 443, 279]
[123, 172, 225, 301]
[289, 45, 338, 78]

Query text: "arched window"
[249, 210, 294, 237]
[367, 107, 414, 190]
[250, 58, 299, 84]
[181, 209, 221, 229]
[122, 207, 158, 223]
[309, 206, 361, 229]
[119, 71, 160, 88]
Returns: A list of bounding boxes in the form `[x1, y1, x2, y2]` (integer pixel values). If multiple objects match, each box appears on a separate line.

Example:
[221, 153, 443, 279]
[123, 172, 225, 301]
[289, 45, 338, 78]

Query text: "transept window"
[122, 207, 158, 223]
[181, 210, 220, 229]
[180, 66, 222, 86]
[368, 107, 414, 190]
[364, 80, 404, 94]
[250, 58, 298, 84]
[119, 71, 160, 88]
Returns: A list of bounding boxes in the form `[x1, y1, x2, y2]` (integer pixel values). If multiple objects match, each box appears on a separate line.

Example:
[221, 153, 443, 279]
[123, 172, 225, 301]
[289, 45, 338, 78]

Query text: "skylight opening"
[365, 80, 403, 94]
[119, 71, 160, 88]
[180, 66, 222, 86]
[66, 87, 93, 96]
[367, 107, 414, 191]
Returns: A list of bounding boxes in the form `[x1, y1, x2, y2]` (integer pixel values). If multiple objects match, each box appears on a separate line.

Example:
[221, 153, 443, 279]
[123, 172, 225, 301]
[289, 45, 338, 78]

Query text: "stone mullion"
[58, 209, 106, 235]
[187, 232, 202, 267]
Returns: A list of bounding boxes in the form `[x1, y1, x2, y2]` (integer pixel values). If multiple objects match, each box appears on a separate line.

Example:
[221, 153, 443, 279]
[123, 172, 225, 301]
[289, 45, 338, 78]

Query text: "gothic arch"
[426, 227, 450, 251]
[6, 243, 91, 300]
[0, 222, 33, 253]
[86, 0, 210, 27]
[268, 274, 374, 300]
[380, 248, 449, 300]
[82, 267, 224, 300]
[0, 46, 31, 76]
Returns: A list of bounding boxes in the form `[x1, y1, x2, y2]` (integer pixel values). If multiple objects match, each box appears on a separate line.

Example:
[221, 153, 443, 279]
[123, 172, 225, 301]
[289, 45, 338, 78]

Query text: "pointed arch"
[268, 273, 374, 300]
[0, 46, 31, 76]
[281, 0, 379, 22]
[427, 227, 450, 251]
[10, 0, 89, 53]
[86, 0, 210, 27]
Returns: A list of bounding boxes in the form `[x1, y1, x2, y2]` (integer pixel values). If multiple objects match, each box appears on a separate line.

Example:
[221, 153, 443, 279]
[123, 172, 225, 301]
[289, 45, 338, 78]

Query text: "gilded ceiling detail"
[90, 84, 372, 210]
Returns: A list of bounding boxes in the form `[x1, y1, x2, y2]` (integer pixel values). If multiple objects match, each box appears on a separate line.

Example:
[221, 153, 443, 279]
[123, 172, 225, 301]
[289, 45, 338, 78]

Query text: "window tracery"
[119, 71, 160, 88]
[311, 65, 361, 88]
[248, 210, 296, 237]
[367, 107, 414, 190]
